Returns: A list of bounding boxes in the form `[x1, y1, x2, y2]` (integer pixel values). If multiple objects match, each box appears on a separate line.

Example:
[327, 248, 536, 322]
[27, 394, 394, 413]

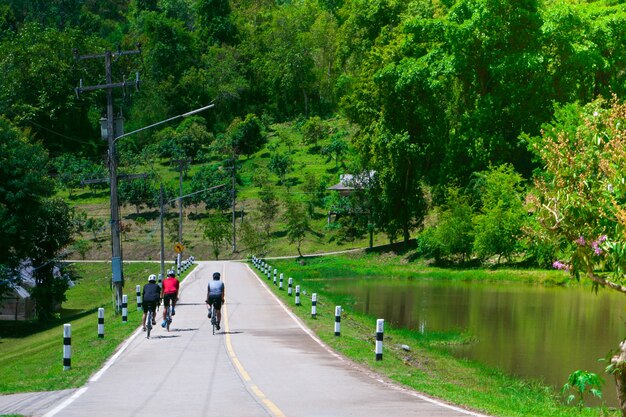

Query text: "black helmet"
[167, 269, 175, 277]
[213, 272, 221, 280]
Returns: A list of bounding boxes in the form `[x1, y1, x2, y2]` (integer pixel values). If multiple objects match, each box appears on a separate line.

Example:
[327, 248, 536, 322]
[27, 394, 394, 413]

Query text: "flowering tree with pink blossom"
[529, 96, 626, 412]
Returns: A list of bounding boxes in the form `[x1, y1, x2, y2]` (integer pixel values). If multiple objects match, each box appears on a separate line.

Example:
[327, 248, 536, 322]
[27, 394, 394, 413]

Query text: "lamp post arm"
[114, 103, 215, 143]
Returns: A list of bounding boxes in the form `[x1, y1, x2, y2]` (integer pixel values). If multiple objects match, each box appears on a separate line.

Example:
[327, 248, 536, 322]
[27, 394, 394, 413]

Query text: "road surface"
[3, 261, 490, 417]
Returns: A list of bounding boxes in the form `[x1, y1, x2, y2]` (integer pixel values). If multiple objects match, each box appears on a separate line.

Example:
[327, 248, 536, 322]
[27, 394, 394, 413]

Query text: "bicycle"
[207, 303, 217, 335]
[146, 309, 154, 338]
[146, 306, 159, 339]
[165, 304, 173, 332]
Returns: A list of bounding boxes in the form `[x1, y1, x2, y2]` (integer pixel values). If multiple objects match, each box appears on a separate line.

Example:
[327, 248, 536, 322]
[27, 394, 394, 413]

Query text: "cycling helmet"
[213, 272, 221, 280]
[167, 269, 176, 277]
[148, 274, 157, 282]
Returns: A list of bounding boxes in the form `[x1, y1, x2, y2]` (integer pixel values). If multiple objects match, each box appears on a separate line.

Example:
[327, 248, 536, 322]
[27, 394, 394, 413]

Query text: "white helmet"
[148, 274, 157, 282]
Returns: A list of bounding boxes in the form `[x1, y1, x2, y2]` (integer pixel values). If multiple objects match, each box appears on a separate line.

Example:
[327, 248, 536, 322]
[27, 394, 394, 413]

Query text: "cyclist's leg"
[162, 296, 171, 326]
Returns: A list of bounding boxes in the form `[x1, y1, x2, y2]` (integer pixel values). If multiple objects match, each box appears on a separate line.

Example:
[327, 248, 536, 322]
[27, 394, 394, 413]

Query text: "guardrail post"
[273, 269, 277, 286]
[98, 308, 105, 338]
[279, 273, 284, 290]
[63, 324, 71, 370]
[311, 293, 317, 318]
[122, 294, 128, 323]
[335, 306, 341, 336]
[288, 277, 293, 296]
[375, 319, 384, 361]
[295, 285, 301, 306]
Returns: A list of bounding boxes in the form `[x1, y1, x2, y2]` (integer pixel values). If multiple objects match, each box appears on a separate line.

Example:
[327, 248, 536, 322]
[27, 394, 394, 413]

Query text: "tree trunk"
[612, 340, 626, 416]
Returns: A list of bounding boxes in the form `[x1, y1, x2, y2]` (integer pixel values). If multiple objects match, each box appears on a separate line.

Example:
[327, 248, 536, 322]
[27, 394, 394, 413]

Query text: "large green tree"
[0, 118, 76, 319]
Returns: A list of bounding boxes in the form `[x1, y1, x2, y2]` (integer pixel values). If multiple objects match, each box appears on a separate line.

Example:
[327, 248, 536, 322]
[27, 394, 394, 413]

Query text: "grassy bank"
[0, 262, 193, 393]
[259, 252, 617, 417]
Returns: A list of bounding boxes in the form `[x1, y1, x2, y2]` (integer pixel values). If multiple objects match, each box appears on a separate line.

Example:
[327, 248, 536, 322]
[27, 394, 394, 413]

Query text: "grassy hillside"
[65, 118, 385, 261]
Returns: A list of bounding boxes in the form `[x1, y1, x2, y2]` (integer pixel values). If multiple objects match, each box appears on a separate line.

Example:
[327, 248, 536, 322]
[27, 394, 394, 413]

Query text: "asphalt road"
[3, 261, 490, 417]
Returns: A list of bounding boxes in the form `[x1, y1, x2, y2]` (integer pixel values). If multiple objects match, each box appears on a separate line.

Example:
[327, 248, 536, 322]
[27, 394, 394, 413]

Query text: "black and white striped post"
[122, 295, 128, 323]
[295, 285, 301, 306]
[136, 285, 142, 311]
[334, 306, 341, 336]
[63, 324, 71, 370]
[98, 308, 105, 339]
[158, 274, 163, 289]
[279, 273, 284, 290]
[311, 293, 317, 318]
[288, 277, 293, 296]
[375, 319, 384, 361]
[267, 269, 271, 280]
[273, 269, 277, 286]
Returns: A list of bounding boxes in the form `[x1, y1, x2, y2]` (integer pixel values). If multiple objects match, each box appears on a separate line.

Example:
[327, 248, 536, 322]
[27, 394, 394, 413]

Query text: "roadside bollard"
[279, 273, 284, 290]
[375, 319, 384, 361]
[98, 308, 105, 339]
[63, 324, 71, 371]
[136, 285, 142, 311]
[158, 274, 162, 289]
[122, 295, 128, 323]
[311, 293, 317, 318]
[288, 278, 293, 296]
[273, 271, 277, 286]
[335, 306, 341, 336]
[295, 285, 301, 306]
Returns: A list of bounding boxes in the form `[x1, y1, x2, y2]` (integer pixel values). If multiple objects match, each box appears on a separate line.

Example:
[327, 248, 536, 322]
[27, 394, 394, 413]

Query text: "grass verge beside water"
[0, 262, 193, 394]
[261, 252, 617, 417]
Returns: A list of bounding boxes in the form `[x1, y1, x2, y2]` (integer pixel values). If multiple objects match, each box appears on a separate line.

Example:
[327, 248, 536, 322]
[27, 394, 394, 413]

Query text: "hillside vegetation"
[4, 0, 626, 319]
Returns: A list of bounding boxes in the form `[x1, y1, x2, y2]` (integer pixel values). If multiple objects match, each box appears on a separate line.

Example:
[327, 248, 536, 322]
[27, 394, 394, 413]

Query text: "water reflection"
[330, 278, 626, 407]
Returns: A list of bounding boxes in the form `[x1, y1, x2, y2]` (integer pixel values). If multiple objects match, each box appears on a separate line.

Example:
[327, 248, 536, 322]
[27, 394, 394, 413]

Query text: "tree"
[321, 131, 349, 170]
[419, 185, 474, 263]
[189, 165, 230, 211]
[0, 118, 76, 318]
[283, 198, 309, 257]
[258, 186, 279, 237]
[529, 97, 626, 412]
[118, 178, 156, 214]
[268, 152, 293, 185]
[472, 164, 527, 264]
[223, 114, 266, 158]
[202, 215, 231, 259]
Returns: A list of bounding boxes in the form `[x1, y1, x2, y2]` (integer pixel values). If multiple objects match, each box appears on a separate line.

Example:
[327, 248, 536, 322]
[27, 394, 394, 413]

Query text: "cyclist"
[141, 274, 160, 331]
[161, 269, 180, 327]
[205, 272, 225, 331]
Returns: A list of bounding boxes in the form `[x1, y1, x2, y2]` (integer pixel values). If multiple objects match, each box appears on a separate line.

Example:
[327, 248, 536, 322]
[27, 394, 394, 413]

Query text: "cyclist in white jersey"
[205, 272, 225, 330]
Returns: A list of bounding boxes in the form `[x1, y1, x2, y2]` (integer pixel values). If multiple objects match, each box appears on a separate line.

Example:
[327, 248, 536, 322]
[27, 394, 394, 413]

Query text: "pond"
[329, 278, 626, 407]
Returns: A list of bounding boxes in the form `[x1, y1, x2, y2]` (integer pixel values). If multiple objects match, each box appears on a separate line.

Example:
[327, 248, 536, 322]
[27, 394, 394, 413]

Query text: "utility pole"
[160, 184, 165, 281]
[231, 157, 237, 253]
[171, 159, 190, 268]
[74, 46, 141, 313]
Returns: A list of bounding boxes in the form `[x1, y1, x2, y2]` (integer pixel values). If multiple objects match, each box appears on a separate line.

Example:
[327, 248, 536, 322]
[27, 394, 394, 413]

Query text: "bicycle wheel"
[146, 312, 152, 339]
[211, 307, 216, 335]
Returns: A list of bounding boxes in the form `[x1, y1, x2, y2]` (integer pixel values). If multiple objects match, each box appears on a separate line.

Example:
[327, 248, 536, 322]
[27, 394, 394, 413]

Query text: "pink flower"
[553, 261, 569, 270]
[575, 236, 586, 246]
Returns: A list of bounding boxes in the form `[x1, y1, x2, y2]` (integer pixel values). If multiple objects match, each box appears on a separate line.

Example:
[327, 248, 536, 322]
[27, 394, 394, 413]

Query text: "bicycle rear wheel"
[146, 312, 152, 338]
[211, 307, 216, 335]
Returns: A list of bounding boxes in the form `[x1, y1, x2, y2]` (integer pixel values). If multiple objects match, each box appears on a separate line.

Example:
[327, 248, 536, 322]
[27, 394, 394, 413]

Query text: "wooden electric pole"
[74, 46, 141, 313]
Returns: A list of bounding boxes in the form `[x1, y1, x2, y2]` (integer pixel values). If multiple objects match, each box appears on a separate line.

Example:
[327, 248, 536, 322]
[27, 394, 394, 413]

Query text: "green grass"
[259, 254, 617, 417]
[0, 262, 194, 393]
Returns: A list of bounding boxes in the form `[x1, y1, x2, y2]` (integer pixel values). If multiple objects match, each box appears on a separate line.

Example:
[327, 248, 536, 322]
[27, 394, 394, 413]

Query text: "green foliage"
[258, 186, 279, 237]
[419, 185, 474, 262]
[283, 197, 309, 256]
[561, 370, 603, 409]
[472, 164, 527, 263]
[223, 113, 267, 158]
[189, 164, 231, 211]
[202, 214, 231, 259]
[268, 151, 293, 185]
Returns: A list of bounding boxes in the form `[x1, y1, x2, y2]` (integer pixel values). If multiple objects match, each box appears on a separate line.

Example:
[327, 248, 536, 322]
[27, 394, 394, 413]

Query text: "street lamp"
[105, 103, 215, 310]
